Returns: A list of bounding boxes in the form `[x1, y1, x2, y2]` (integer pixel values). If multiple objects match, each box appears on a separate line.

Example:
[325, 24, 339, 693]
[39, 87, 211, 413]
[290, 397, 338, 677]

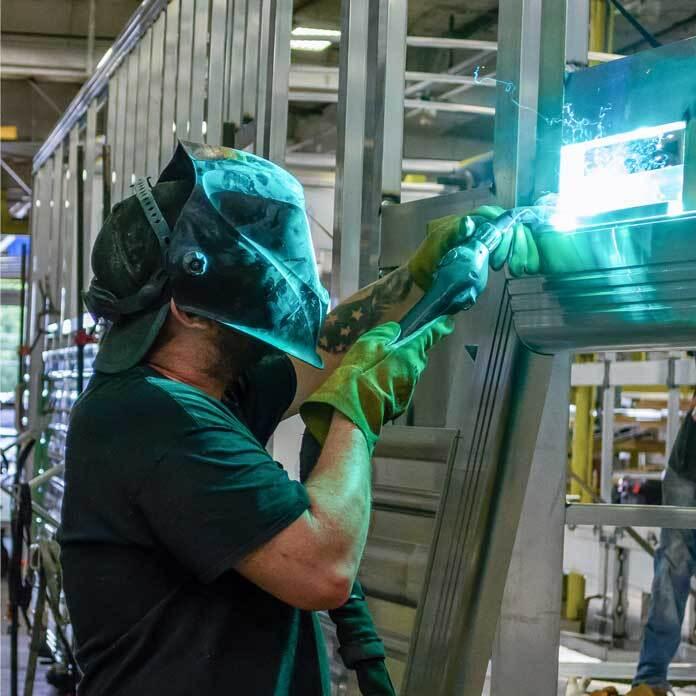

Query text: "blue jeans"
[634, 468, 696, 689]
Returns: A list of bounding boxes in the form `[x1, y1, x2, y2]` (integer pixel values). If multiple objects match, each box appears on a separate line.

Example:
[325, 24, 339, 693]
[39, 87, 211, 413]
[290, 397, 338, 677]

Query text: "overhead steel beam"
[2, 34, 112, 82]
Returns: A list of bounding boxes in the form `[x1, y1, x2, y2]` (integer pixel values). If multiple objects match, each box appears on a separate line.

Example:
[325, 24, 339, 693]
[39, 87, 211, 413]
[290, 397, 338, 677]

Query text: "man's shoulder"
[78, 366, 232, 430]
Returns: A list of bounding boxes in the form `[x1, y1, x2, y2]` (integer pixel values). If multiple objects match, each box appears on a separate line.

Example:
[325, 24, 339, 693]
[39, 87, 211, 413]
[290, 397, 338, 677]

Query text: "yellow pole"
[566, 572, 586, 621]
[570, 357, 596, 503]
[589, 0, 608, 65]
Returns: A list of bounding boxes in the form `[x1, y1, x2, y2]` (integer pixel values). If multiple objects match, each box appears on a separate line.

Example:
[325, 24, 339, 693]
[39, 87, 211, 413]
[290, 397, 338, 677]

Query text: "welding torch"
[397, 198, 556, 341]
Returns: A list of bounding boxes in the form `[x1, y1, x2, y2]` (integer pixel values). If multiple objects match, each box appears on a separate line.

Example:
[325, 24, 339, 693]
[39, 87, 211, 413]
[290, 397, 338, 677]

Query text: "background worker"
[58, 141, 534, 695]
[591, 393, 696, 696]
[634, 393, 696, 696]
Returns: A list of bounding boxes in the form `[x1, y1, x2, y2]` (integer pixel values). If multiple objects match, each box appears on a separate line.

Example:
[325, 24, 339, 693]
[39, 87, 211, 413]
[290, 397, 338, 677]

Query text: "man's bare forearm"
[234, 412, 371, 609]
[284, 266, 423, 418]
[319, 266, 422, 356]
[304, 411, 372, 580]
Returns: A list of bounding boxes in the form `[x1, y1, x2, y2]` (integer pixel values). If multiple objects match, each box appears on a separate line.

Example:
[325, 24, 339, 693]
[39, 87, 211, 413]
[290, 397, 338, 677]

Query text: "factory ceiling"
[1, 0, 696, 226]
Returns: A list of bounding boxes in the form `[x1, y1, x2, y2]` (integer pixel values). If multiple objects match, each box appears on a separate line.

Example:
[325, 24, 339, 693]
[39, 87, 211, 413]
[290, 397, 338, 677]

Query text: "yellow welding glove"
[300, 318, 453, 451]
[470, 205, 541, 276]
[408, 207, 540, 287]
[407, 214, 476, 290]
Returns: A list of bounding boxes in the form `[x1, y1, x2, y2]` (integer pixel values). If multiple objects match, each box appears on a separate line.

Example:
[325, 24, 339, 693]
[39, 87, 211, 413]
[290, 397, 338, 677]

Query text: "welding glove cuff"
[329, 582, 386, 667]
[354, 659, 397, 696]
[300, 318, 453, 451]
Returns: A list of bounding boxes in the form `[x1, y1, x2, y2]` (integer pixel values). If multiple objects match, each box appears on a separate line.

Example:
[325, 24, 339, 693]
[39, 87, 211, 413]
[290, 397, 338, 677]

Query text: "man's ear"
[169, 299, 209, 330]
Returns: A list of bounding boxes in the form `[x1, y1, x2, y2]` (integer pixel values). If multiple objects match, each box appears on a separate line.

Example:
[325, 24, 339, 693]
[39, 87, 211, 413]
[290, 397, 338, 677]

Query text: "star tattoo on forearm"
[319, 267, 414, 354]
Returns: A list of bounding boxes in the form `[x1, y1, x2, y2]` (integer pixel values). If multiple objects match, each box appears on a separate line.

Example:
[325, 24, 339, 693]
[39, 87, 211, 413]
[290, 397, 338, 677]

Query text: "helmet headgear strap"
[133, 177, 172, 257]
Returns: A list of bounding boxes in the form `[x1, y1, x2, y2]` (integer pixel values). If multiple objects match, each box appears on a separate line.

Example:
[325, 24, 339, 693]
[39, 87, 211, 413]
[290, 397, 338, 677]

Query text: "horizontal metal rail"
[558, 661, 696, 680]
[566, 503, 696, 529]
[572, 357, 696, 387]
[288, 90, 495, 115]
[295, 32, 623, 62]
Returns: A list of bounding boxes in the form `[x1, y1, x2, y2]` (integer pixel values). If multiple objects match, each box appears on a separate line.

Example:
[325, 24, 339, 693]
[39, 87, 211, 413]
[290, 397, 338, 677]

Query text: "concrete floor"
[0, 624, 61, 696]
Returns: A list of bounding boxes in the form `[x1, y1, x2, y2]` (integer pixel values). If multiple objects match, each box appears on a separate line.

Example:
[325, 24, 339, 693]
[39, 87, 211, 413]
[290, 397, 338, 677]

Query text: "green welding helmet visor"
[159, 141, 329, 368]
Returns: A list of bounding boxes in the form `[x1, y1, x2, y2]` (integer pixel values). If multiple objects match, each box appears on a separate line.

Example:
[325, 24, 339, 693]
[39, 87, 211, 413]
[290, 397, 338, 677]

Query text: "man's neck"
[147, 342, 226, 400]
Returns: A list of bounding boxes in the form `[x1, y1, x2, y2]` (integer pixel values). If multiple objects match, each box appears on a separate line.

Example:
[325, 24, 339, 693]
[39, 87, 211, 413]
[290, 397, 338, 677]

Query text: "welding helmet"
[85, 140, 328, 372]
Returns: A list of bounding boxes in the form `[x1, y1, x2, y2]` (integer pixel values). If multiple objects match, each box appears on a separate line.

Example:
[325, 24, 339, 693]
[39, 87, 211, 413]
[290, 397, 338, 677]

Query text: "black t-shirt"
[58, 357, 331, 695]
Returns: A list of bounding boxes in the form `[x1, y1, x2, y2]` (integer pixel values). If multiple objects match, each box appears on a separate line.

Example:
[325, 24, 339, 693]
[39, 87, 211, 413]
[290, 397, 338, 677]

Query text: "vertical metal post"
[147, 13, 166, 174]
[161, 0, 180, 166]
[666, 355, 681, 460]
[332, 0, 391, 302]
[227, 0, 248, 130]
[84, 101, 97, 282]
[331, 0, 370, 302]
[404, 2, 571, 694]
[134, 30, 153, 178]
[207, 0, 230, 146]
[380, 0, 408, 203]
[86, 0, 96, 74]
[190, 0, 211, 142]
[17, 245, 27, 386]
[493, 0, 543, 207]
[491, 353, 571, 696]
[176, 0, 195, 138]
[102, 144, 111, 223]
[242, 0, 261, 130]
[261, 0, 292, 164]
[114, 63, 129, 201]
[600, 352, 616, 503]
[76, 147, 85, 394]
[491, 6, 578, 693]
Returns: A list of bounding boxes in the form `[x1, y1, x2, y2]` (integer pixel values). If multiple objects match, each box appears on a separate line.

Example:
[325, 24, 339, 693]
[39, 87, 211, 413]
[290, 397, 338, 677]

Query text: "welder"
[58, 141, 533, 695]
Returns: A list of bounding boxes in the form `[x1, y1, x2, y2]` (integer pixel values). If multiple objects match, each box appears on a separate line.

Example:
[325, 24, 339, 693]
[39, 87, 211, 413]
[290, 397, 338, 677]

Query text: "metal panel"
[380, 189, 494, 269]
[331, 0, 370, 301]
[106, 72, 117, 202]
[190, 0, 210, 142]
[241, 0, 260, 130]
[114, 62, 129, 202]
[62, 128, 79, 330]
[134, 28, 153, 178]
[261, 0, 292, 163]
[29, 168, 49, 335]
[206, 0, 228, 145]
[122, 50, 140, 192]
[161, 0, 180, 167]
[402, 285, 555, 695]
[176, 0, 195, 138]
[49, 148, 64, 309]
[147, 12, 166, 175]
[83, 100, 97, 289]
[227, 0, 247, 127]
[491, 353, 571, 696]
[254, 0, 271, 154]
